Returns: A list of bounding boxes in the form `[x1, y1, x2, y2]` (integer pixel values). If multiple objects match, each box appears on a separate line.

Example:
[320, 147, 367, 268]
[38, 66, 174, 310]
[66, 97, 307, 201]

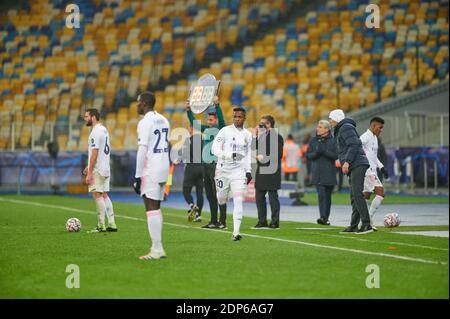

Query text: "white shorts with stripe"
[141, 175, 166, 201]
[363, 169, 383, 193]
[215, 169, 247, 201]
[88, 172, 110, 193]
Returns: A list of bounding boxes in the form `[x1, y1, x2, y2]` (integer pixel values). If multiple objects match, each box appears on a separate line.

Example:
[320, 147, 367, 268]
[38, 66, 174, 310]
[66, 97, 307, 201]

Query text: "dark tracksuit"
[334, 118, 371, 228]
[182, 133, 204, 213]
[254, 130, 284, 227]
[187, 104, 226, 224]
[306, 134, 337, 222]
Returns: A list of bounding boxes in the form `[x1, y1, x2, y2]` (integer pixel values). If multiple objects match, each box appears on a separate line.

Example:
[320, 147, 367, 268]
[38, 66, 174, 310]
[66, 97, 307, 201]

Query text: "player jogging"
[212, 106, 252, 241]
[83, 108, 117, 233]
[360, 117, 388, 231]
[133, 92, 170, 260]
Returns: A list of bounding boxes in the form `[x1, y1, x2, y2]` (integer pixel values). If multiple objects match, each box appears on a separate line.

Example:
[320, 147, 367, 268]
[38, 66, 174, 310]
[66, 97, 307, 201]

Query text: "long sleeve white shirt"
[212, 124, 252, 176]
[360, 129, 383, 172]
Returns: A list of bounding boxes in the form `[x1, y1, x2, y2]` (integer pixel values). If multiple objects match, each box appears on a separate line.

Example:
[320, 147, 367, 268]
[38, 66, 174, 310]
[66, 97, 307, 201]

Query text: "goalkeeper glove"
[380, 167, 389, 179]
[132, 177, 141, 195]
[246, 172, 252, 184]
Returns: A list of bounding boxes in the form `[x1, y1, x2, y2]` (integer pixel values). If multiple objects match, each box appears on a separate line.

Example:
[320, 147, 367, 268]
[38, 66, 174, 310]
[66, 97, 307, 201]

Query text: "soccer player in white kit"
[133, 92, 170, 260]
[212, 107, 253, 241]
[360, 117, 387, 230]
[83, 108, 117, 232]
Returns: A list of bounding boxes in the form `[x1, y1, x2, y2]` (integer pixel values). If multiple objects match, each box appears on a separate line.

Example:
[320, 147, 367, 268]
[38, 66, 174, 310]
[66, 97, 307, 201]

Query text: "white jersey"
[212, 124, 252, 176]
[360, 129, 383, 172]
[88, 123, 110, 177]
[137, 111, 170, 183]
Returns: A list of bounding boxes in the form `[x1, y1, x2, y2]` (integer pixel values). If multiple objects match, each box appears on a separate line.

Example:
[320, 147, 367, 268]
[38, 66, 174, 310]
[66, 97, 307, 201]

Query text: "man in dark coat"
[306, 120, 337, 225]
[253, 115, 284, 229]
[329, 109, 373, 234]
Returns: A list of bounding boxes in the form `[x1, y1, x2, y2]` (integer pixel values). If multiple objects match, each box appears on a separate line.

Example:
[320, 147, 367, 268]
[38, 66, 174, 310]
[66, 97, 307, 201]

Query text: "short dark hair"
[370, 117, 385, 125]
[137, 91, 156, 108]
[261, 114, 275, 128]
[207, 112, 217, 118]
[287, 134, 294, 140]
[233, 106, 246, 114]
[85, 108, 100, 120]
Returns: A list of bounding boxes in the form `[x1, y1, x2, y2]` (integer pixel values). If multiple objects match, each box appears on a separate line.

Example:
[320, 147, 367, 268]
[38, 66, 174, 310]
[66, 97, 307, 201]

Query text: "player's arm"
[245, 131, 252, 184]
[135, 121, 149, 178]
[214, 97, 226, 129]
[212, 128, 232, 160]
[86, 149, 98, 185]
[86, 133, 100, 185]
[186, 100, 208, 132]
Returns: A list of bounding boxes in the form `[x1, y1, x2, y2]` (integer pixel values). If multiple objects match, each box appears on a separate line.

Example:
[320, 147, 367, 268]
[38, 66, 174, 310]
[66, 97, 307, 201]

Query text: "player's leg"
[89, 172, 107, 232]
[193, 166, 204, 222]
[139, 180, 166, 260]
[369, 186, 384, 224]
[202, 164, 219, 227]
[215, 171, 230, 229]
[230, 178, 246, 241]
[102, 176, 117, 231]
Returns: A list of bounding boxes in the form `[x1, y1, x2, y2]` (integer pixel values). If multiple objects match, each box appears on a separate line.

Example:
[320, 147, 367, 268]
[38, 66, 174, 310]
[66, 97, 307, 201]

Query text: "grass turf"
[0, 195, 448, 298]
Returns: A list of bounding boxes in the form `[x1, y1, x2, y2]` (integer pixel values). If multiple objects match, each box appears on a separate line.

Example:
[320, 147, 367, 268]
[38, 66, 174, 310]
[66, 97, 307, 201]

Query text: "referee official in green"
[185, 96, 227, 229]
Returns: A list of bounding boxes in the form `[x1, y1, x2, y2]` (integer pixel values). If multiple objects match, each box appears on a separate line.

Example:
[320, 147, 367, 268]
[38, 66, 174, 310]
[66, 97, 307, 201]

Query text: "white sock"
[369, 195, 384, 219]
[104, 195, 115, 224]
[95, 197, 106, 225]
[232, 195, 243, 236]
[147, 210, 163, 251]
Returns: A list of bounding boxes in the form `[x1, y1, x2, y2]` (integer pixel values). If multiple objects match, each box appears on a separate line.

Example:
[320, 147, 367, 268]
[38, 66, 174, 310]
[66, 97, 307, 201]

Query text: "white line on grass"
[0, 197, 447, 266]
[308, 232, 449, 252]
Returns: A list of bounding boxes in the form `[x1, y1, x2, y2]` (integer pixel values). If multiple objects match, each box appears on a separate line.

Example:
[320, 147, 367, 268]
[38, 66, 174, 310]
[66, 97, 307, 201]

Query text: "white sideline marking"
[313, 233, 449, 252]
[0, 197, 447, 266]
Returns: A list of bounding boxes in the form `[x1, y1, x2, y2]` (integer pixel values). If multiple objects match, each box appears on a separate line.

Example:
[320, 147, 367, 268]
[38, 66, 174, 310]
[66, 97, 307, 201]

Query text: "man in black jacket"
[253, 115, 284, 229]
[306, 120, 337, 226]
[329, 109, 373, 234]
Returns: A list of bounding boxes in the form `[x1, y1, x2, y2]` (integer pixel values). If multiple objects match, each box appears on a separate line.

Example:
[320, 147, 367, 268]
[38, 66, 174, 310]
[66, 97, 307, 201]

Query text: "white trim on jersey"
[360, 129, 383, 172]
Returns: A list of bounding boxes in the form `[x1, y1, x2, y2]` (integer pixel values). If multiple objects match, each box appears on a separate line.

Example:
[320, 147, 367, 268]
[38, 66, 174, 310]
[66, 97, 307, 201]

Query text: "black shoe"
[217, 222, 227, 230]
[232, 234, 242, 241]
[201, 222, 218, 229]
[252, 222, 269, 229]
[340, 226, 358, 234]
[317, 218, 325, 225]
[106, 226, 118, 232]
[324, 219, 331, 226]
[268, 224, 279, 229]
[356, 225, 374, 235]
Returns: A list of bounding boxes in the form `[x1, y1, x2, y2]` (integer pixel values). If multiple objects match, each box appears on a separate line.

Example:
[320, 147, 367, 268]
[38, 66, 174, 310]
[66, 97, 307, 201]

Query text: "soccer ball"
[383, 213, 401, 228]
[66, 217, 81, 232]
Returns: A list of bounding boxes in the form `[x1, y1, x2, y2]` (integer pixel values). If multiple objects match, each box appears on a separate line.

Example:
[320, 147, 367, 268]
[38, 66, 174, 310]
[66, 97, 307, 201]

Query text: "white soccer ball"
[66, 217, 82, 232]
[383, 213, 401, 228]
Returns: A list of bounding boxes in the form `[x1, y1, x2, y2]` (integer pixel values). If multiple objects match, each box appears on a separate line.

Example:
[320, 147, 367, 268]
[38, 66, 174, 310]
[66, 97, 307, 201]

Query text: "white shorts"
[215, 170, 247, 201]
[364, 170, 383, 193]
[141, 175, 166, 201]
[88, 172, 110, 193]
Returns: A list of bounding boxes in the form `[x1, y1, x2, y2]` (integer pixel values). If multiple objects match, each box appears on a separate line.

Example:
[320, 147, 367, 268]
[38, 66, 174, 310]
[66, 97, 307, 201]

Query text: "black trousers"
[348, 165, 371, 227]
[203, 163, 219, 223]
[316, 185, 334, 221]
[183, 164, 204, 213]
[255, 189, 280, 226]
[284, 172, 297, 181]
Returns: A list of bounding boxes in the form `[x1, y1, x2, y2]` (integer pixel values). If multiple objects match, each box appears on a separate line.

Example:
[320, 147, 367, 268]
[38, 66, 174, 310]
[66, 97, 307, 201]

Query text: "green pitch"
[0, 195, 448, 298]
